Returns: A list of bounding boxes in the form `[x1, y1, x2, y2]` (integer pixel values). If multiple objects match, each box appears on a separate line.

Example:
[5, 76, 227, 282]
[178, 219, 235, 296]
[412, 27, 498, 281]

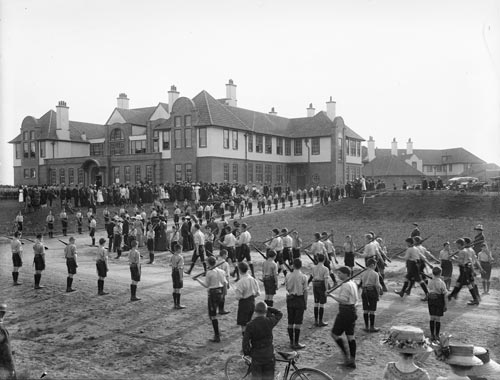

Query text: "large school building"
[9, 80, 365, 188]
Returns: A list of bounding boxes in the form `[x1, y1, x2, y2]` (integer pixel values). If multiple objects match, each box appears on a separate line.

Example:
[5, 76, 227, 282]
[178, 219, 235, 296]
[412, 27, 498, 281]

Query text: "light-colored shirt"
[33, 241, 45, 257]
[285, 270, 308, 296]
[96, 246, 108, 263]
[223, 233, 236, 248]
[170, 253, 184, 272]
[360, 268, 381, 290]
[234, 273, 261, 300]
[403, 246, 422, 261]
[204, 268, 226, 290]
[311, 263, 329, 282]
[310, 241, 326, 256]
[427, 277, 447, 295]
[343, 241, 356, 253]
[324, 239, 335, 254]
[361, 241, 378, 258]
[439, 248, 451, 260]
[335, 280, 359, 305]
[268, 236, 283, 252]
[262, 259, 278, 278]
[194, 230, 205, 246]
[129, 248, 140, 265]
[11, 239, 22, 254]
[64, 244, 77, 259]
[238, 231, 252, 245]
[282, 235, 293, 248]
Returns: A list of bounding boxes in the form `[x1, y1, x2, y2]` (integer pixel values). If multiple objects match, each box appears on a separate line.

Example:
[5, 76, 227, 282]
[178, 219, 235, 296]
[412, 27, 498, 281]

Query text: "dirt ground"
[1, 191, 499, 380]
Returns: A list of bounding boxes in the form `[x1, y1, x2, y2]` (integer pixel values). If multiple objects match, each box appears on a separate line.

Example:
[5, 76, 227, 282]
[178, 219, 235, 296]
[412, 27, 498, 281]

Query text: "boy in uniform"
[64, 236, 78, 292]
[394, 237, 429, 299]
[237, 223, 254, 276]
[170, 244, 186, 309]
[76, 209, 83, 234]
[262, 250, 279, 307]
[96, 238, 109, 296]
[60, 208, 68, 236]
[448, 238, 482, 305]
[309, 253, 330, 327]
[359, 258, 381, 332]
[11, 231, 23, 286]
[128, 240, 141, 301]
[32, 234, 46, 289]
[218, 250, 230, 314]
[89, 215, 97, 246]
[477, 242, 493, 294]
[186, 223, 207, 274]
[427, 266, 448, 341]
[46, 210, 55, 238]
[285, 258, 308, 350]
[234, 262, 261, 336]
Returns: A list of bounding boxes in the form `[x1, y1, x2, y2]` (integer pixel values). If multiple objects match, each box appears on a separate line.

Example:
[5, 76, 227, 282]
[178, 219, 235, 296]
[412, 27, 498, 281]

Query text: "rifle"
[388, 234, 434, 260]
[192, 260, 226, 280]
[261, 229, 296, 245]
[327, 267, 368, 294]
[354, 235, 381, 254]
[58, 239, 69, 246]
[251, 244, 292, 272]
[301, 232, 333, 252]
[23, 237, 49, 250]
[448, 237, 484, 259]
[4, 236, 24, 245]
[355, 261, 385, 280]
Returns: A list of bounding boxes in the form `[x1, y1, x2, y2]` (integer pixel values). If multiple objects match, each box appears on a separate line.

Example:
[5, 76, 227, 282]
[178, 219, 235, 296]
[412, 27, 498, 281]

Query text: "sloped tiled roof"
[363, 155, 423, 177]
[113, 106, 156, 126]
[375, 148, 485, 164]
[159, 102, 169, 113]
[9, 109, 104, 144]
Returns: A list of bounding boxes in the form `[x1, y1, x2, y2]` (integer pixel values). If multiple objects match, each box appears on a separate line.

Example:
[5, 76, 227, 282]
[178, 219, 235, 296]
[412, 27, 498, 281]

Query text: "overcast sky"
[1, 0, 499, 185]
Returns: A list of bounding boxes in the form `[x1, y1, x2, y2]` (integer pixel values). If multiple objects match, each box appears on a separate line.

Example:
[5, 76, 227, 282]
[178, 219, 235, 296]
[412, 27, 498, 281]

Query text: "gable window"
[174, 129, 182, 149]
[411, 162, 417, 169]
[199, 127, 207, 148]
[175, 164, 182, 182]
[232, 130, 238, 150]
[185, 128, 192, 148]
[163, 130, 171, 150]
[30, 131, 35, 140]
[276, 138, 283, 155]
[185, 163, 192, 182]
[174, 116, 182, 127]
[68, 168, 74, 184]
[256, 164, 263, 182]
[15, 144, 20, 159]
[59, 168, 66, 184]
[356, 141, 361, 157]
[90, 143, 104, 156]
[312, 138, 320, 155]
[153, 130, 159, 152]
[223, 163, 229, 182]
[223, 129, 230, 149]
[232, 164, 238, 182]
[247, 133, 253, 152]
[265, 136, 272, 154]
[130, 140, 146, 154]
[23, 131, 28, 141]
[110, 128, 125, 155]
[256, 135, 263, 153]
[39, 142, 45, 158]
[285, 138, 291, 156]
[184, 115, 192, 127]
[294, 139, 302, 156]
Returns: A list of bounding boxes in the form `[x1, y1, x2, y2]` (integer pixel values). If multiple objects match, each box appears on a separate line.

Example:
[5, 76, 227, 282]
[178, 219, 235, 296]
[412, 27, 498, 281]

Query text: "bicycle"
[224, 351, 333, 380]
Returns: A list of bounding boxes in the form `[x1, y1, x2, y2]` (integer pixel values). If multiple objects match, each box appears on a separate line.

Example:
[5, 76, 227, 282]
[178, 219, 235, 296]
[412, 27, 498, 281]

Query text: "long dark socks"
[369, 314, 375, 328]
[435, 321, 441, 337]
[211, 319, 220, 336]
[287, 328, 294, 345]
[348, 340, 357, 359]
[430, 320, 435, 337]
[335, 338, 348, 356]
[314, 307, 319, 322]
[294, 329, 301, 345]
[363, 313, 369, 328]
[319, 307, 324, 322]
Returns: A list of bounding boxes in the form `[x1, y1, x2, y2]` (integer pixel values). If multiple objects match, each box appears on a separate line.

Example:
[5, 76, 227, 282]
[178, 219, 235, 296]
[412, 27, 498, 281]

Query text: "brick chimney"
[168, 85, 180, 109]
[269, 107, 277, 115]
[56, 101, 70, 140]
[326, 96, 336, 121]
[307, 103, 315, 117]
[406, 138, 413, 155]
[117, 93, 129, 109]
[225, 79, 237, 107]
[391, 138, 398, 156]
[367, 136, 375, 162]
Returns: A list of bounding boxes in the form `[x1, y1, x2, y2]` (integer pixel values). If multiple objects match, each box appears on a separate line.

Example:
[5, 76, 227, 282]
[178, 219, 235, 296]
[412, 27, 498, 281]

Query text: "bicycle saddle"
[277, 351, 298, 360]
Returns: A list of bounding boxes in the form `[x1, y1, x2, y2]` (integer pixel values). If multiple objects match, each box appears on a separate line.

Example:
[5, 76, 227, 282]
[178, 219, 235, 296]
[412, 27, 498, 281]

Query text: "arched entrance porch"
[81, 159, 106, 188]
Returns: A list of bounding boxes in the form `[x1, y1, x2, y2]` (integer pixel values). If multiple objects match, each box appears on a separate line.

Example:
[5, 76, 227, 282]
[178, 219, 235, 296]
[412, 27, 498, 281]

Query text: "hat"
[186, 216, 191, 220]
[445, 344, 483, 366]
[0, 303, 7, 312]
[474, 224, 484, 231]
[413, 223, 419, 227]
[255, 301, 267, 314]
[413, 236, 422, 244]
[383, 326, 432, 354]
[469, 346, 500, 378]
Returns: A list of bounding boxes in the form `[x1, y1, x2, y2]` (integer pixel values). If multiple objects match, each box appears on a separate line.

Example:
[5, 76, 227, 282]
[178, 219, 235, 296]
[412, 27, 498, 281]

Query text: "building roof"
[111, 106, 157, 126]
[9, 110, 104, 144]
[374, 147, 485, 165]
[363, 155, 424, 177]
[155, 90, 365, 140]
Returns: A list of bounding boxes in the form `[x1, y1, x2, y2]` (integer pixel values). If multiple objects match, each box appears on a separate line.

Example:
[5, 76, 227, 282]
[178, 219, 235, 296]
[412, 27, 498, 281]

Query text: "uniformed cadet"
[411, 223, 420, 238]
[46, 210, 55, 238]
[234, 262, 261, 336]
[32, 233, 46, 289]
[359, 258, 382, 332]
[64, 236, 78, 292]
[221, 225, 237, 280]
[76, 209, 83, 234]
[266, 229, 284, 281]
[262, 250, 279, 307]
[89, 215, 97, 247]
[285, 258, 308, 349]
[282, 228, 293, 269]
[237, 223, 254, 276]
[170, 244, 186, 309]
[15, 211, 23, 232]
[11, 231, 23, 286]
[146, 224, 155, 264]
[128, 240, 141, 302]
[60, 208, 68, 236]
[394, 237, 429, 299]
[291, 230, 302, 260]
[186, 224, 207, 274]
[309, 253, 329, 327]
[86, 208, 93, 232]
[113, 218, 123, 259]
[218, 250, 231, 314]
[96, 238, 109, 296]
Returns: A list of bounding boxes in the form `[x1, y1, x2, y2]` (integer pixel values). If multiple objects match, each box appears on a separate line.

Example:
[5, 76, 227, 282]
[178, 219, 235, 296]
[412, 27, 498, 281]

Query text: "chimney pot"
[367, 136, 375, 161]
[168, 85, 180, 109]
[225, 79, 237, 107]
[117, 93, 130, 109]
[326, 97, 336, 121]
[406, 138, 413, 155]
[307, 103, 315, 117]
[391, 138, 398, 156]
[56, 100, 70, 139]
[269, 107, 277, 115]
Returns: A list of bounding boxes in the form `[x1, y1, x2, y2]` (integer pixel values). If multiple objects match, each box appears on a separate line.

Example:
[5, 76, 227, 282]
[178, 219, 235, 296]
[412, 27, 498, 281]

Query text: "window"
[448, 164, 453, 172]
[124, 166, 131, 183]
[285, 166, 291, 184]
[276, 138, 283, 155]
[163, 130, 171, 150]
[110, 128, 125, 155]
[112, 167, 120, 183]
[356, 141, 361, 157]
[185, 163, 192, 182]
[174, 129, 182, 149]
[265, 136, 272, 154]
[23, 131, 28, 141]
[39, 142, 45, 158]
[130, 140, 146, 154]
[232, 164, 238, 182]
[199, 127, 207, 148]
[185, 128, 192, 148]
[184, 115, 192, 127]
[223, 129, 230, 149]
[276, 165, 283, 183]
[346, 139, 350, 155]
[24, 169, 30, 179]
[285, 138, 291, 156]
[50, 169, 56, 185]
[90, 143, 104, 156]
[153, 130, 159, 152]
[425, 165, 432, 173]
[30, 142, 36, 158]
[231, 130, 238, 150]
[135, 166, 141, 182]
[68, 168, 74, 184]
[15, 144, 20, 159]
[265, 164, 272, 184]
[247, 134, 253, 152]
[223, 163, 229, 182]
[30, 131, 35, 140]
[175, 164, 182, 182]
[294, 139, 302, 156]
[78, 168, 84, 184]
[312, 138, 320, 155]
[59, 168, 66, 184]
[412, 162, 417, 169]
[256, 164, 263, 183]
[30, 169, 36, 179]
[256, 134, 263, 153]
[23, 143, 29, 158]
[248, 163, 253, 183]
[174, 116, 182, 127]
[338, 137, 343, 161]
[146, 165, 153, 182]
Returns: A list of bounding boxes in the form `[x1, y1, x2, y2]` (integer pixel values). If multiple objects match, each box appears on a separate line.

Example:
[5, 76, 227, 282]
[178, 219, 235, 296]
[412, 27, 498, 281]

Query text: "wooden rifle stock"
[192, 261, 225, 280]
[261, 229, 296, 245]
[327, 267, 368, 294]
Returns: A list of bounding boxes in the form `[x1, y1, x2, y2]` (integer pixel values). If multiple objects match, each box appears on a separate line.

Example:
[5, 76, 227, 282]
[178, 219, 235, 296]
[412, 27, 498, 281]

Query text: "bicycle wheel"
[289, 367, 333, 380]
[224, 355, 252, 380]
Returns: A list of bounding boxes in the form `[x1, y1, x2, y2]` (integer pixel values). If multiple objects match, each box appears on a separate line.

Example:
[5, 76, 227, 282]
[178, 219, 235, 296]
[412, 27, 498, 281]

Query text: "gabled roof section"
[344, 125, 365, 141]
[225, 105, 289, 135]
[193, 90, 249, 131]
[363, 155, 423, 177]
[106, 106, 156, 126]
[375, 147, 485, 164]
